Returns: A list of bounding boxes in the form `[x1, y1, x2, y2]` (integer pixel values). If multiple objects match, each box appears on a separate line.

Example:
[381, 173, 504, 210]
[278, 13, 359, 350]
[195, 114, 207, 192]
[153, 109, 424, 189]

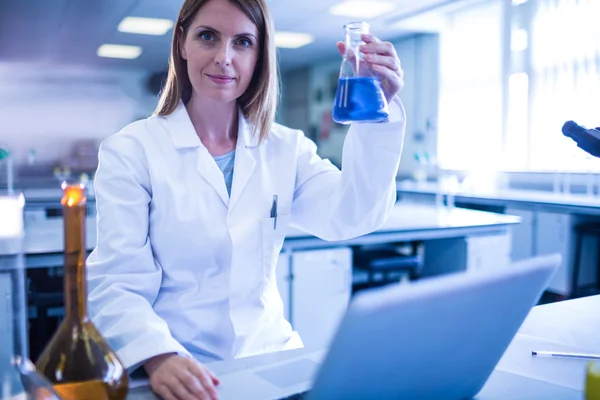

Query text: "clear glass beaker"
[0, 195, 27, 399]
[332, 21, 389, 124]
[0, 195, 61, 400]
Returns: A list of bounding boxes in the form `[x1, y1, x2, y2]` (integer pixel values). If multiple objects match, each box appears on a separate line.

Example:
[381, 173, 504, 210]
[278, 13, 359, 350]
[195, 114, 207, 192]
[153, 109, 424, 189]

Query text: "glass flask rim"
[343, 21, 370, 32]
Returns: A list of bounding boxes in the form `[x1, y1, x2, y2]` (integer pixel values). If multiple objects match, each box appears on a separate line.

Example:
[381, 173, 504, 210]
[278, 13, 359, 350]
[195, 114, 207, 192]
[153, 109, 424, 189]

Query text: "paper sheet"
[496, 333, 592, 391]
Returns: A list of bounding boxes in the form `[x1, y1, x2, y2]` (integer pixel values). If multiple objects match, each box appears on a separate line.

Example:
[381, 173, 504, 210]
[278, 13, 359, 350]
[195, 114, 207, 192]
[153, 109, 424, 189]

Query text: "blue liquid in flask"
[332, 77, 388, 124]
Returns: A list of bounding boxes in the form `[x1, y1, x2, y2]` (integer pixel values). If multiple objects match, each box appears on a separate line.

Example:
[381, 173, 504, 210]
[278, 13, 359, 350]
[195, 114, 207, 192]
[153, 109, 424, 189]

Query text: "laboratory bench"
[21, 199, 520, 359]
[22, 201, 519, 267]
[397, 179, 600, 215]
[397, 180, 600, 298]
[127, 294, 600, 400]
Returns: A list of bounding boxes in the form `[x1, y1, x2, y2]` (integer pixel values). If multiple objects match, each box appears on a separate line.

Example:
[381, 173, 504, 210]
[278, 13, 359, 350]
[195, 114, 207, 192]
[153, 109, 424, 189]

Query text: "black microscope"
[562, 121, 600, 158]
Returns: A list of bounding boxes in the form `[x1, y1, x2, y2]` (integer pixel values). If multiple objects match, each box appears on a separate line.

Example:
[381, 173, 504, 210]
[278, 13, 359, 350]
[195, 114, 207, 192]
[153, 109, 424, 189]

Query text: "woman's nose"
[215, 43, 232, 67]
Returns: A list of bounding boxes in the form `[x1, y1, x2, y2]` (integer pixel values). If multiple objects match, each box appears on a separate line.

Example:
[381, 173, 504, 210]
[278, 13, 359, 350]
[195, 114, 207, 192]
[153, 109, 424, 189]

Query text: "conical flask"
[332, 21, 389, 124]
[35, 182, 128, 400]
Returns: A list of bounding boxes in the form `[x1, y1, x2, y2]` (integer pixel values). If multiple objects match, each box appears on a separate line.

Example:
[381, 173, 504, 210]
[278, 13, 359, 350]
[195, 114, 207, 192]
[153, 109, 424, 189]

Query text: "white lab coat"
[87, 98, 406, 370]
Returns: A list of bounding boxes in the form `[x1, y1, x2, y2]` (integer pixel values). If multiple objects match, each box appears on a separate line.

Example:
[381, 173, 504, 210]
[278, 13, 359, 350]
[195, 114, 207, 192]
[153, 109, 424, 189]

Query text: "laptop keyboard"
[256, 359, 318, 388]
[278, 390, 309, 400]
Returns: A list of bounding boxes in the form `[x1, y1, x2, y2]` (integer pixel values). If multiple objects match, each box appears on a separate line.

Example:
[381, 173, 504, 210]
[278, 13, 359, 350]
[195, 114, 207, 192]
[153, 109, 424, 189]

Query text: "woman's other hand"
[144, 353, 220, 400]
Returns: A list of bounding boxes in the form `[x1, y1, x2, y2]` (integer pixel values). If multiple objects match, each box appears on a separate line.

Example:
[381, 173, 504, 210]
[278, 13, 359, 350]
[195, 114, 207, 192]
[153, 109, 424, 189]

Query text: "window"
[438, 0, 503, 172]
[438, 0, 600, 172]
[528, 0, 600, 172]
[504, 72, 529, 170]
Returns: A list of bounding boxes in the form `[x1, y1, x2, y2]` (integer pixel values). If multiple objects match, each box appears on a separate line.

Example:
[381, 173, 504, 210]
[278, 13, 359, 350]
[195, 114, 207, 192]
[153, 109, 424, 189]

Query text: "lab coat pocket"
[283, 331, 304, 351]
[261, 214, 291, 298]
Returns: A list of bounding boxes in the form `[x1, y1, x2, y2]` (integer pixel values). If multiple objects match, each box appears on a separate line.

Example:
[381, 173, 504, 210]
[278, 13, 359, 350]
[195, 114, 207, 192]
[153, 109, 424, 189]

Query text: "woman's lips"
[207, 74, 234, 84]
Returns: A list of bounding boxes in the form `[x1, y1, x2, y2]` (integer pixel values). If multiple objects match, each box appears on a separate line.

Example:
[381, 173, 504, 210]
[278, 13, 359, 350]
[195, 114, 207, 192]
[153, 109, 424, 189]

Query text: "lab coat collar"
[166, 101, 260, 150]
[237, 109, 261, 148]
[229, 123, 257, 213]
[167, 102, 201, 149]
[165, 101, 258, 210]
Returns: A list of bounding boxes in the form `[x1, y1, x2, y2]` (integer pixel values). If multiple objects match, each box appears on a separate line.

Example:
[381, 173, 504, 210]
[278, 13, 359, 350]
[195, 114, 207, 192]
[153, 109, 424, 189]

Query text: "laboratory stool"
[571, 222, 600, 299]
[352, 243, 423, 293]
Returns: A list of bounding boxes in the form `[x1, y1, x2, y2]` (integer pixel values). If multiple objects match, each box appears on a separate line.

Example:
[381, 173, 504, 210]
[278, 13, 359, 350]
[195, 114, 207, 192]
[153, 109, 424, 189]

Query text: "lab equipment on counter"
[412, 152, 428, 185]
[0, 195, 27, 399]
[587, 361, 600, 400]
[332, 21, 389, 124]
[35, 182, 128, 400]
[562, 120, 600, 158]
[0, 148, 14, 195]
[13, 356, 61, 400]
[0, 195, 26, 399]
[0, 195, 58, 400]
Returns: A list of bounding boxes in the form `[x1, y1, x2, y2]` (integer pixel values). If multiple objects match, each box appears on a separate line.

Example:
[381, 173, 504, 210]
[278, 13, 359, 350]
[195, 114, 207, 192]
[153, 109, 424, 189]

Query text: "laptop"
[216, 254, 561, 400]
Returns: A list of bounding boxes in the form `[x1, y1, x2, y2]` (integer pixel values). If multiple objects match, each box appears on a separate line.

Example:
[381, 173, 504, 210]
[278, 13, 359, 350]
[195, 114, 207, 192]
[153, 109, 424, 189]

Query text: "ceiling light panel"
[118, 17, 174, 36]
[97, 44, 142, 59]
[329, 1, 397, 19]
[274, 32, 315, 49]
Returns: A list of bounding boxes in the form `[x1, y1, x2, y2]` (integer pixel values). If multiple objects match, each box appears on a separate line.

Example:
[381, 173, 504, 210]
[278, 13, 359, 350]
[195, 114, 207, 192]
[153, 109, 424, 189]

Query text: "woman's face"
[181, 0, 259, 105]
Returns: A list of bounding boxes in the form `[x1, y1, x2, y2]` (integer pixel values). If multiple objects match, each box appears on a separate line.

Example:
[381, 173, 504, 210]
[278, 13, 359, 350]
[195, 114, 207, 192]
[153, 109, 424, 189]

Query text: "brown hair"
[154, 0, 278, 143]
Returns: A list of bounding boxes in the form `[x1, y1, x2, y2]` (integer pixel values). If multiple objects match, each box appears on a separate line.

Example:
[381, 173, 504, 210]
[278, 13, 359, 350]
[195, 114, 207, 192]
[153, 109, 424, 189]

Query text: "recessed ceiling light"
[97, 44, 142, 59]
[274, 32, 315, 49]
[392, 13, 446, 32]
[330, 0, 396, 19]
[118, 17, 174, 36]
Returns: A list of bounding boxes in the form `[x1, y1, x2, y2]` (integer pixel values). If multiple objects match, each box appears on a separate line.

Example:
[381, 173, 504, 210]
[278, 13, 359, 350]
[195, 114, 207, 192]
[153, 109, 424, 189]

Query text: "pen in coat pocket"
[270, 195, 278, 230]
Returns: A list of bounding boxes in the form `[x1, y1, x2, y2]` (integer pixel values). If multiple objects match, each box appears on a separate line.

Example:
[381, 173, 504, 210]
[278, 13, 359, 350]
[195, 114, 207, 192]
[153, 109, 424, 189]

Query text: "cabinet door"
[505, 208, 534, 261]
[291, 247, 352, 349]
[466, 233, 512, 271]
[534, 212, 572, 295]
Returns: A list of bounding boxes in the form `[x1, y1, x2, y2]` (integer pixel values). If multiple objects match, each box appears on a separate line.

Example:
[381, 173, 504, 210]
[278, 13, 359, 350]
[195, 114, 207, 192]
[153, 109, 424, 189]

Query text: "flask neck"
[344, 22, 370, 50]
[63, 204, 88, 321]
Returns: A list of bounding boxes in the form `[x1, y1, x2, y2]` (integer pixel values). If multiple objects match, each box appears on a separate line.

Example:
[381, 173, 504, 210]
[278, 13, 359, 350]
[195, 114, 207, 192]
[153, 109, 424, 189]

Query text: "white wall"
[0, 63, 158, 169]
[405, 34, 439, 177]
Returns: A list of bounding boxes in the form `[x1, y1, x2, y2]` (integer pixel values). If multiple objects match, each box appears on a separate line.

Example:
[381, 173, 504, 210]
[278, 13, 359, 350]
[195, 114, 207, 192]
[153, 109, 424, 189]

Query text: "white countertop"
[398, 179, 600, 212]
[23, 202, 520, 255]
[20, 186, 95, 203]
[285, 201, 519, 239]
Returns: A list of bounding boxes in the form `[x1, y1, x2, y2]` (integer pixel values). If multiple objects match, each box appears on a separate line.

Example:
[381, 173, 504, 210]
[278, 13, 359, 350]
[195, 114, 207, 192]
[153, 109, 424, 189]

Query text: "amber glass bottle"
[36, 183, 128, 400]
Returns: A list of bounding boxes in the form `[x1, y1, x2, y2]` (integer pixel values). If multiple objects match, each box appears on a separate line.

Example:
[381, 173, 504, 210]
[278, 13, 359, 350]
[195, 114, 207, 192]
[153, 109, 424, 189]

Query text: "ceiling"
[0, 0, 470, 73]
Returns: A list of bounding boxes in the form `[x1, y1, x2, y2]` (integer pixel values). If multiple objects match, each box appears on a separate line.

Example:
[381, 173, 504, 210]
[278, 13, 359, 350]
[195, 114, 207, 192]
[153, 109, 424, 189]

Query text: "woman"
[87, 0, 406, 398]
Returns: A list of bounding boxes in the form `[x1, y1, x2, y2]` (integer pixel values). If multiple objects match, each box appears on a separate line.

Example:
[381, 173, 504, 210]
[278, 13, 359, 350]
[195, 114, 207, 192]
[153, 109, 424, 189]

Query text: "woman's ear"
[179, 27, 188, 60]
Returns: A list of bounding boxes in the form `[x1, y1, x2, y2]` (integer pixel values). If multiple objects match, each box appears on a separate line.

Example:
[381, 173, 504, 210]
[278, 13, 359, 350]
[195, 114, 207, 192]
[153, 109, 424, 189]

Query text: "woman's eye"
[199, 31, 214, 41]
[237, 38, 252, 47]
